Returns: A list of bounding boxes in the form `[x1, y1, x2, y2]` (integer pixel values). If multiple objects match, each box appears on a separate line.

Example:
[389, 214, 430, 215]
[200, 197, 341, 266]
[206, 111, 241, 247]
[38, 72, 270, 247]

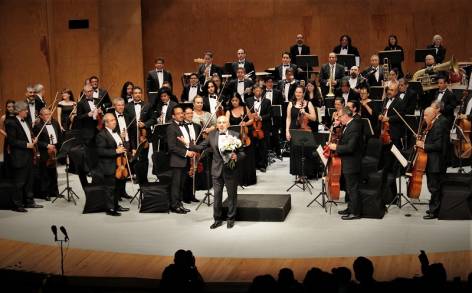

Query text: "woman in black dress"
[359, 87, 378, 136]
[286, 85, 317, 177]
[56, 88, 76, 131]
[384, 35, 405, 78]
[120, 81, 134, 104]
[0, 100, 16, 177]
[304, 80, 323, 134]
[226, 93, 257, 186]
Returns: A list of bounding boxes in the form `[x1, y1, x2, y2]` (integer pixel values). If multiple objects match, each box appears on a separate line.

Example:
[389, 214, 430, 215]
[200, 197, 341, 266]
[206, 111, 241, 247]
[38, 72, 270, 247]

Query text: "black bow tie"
[134, 102, 142, 105]
[20, 119, 25, 122]
[162, 103, 168, 106]
[239, 62, 244, 64]
[191, 86, 197, 88]
[342, 46, 347, 50]
[28, 101, 35, 105]
[219, 132, 226, 135]
[178, 122, 185, 126]
[117, 114, 124, 117]
[439, 91, 445, 94]
[283, 65, 289, 67]
[45, 122, 52, 125]
[156, 70, 163, 73]
[238, 80, 244, 83]
[266, 90, 272, 92]
[186, 122, 193, 126]
[210, 95, 216, 99]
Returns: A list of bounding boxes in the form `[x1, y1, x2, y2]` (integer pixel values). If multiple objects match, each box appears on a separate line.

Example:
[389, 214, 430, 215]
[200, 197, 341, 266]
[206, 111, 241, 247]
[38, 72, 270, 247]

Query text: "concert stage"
[0, 160, 470, 281]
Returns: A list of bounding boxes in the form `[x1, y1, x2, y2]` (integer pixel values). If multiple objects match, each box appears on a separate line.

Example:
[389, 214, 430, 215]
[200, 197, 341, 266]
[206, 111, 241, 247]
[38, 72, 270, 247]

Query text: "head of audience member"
[353, 256, 375, 284]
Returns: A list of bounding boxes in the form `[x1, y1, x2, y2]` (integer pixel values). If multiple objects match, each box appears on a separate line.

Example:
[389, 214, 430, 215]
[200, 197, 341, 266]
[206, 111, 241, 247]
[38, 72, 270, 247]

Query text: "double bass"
[323, 124, 342, 201]
[407, 118, 431, 199]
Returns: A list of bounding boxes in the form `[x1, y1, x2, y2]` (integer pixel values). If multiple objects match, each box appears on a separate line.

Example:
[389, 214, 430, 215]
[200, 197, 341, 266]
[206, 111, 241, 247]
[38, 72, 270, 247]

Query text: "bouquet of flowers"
[219, 135, 243, 170]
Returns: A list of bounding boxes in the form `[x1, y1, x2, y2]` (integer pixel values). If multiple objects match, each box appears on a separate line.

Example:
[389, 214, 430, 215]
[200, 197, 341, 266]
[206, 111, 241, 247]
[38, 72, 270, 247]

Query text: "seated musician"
[415, 107, 448, 219]
[112, 98, 132, 200]
[33, 108, 62, 201]
[433, 75, 458, 130]
[335, 79, 360, 105]
[348, 66, 364, 92]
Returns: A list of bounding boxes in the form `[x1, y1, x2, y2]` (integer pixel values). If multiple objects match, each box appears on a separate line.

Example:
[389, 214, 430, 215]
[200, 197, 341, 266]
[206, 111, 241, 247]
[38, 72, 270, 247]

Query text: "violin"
[46, 134, 57, 168]
[296, 102, 311, 132]
[252, 112, 265, 139]
[452, 96, 472, 159]
[138, 126, 149, 149]
[240, 123, 251, 146]
[323, 125, 342, 200]
[115, 144, 130, 180]
[380, 106, 392, 145]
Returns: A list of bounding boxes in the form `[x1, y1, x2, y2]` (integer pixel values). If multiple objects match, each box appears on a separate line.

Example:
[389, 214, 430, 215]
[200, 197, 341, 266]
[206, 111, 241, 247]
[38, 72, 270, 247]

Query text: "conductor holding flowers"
[188, 115, 245, 229]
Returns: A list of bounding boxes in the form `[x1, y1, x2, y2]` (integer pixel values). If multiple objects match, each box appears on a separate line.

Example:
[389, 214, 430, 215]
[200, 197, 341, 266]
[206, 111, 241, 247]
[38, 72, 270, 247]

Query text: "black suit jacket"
[245, 97, 273, 132]
[33, 119, 62, 164]
[289, 44, 310, 61]
[320, 63, 345, 92]
[434, 89, 458, 127]
[334, 88, 360, 102]
[426, 44, 446, 64]
[276, 80, 298, 102]
[180, 85, 202, 102]
[155, 100, 177, 124]
[274, 64, 298, 81]
[190, 130, 245, 177]
[24, 98, 44, 127]
[224, 79, 254, 102]
[400, 88, 417, 115]
[93, 88, 111, 111]
[5, 117, 34, 168]
[146, 69, 173, 93]
[336, 119, 363, 174]
[424, 117, 448, 173]
[197, 64, 223, 84]
[231, 61, 255, 79]
[362, 66, 385, 87]
[95, 129, 119, 176]
[111, 111, 132, 148]
[333, 45, 360, 57]
[384, 96, 406, 141]
[264, 89, 283, 105]
[202, 95, 220, 113]
[167, 120, 191, 168]
[76, 98, 99, 144]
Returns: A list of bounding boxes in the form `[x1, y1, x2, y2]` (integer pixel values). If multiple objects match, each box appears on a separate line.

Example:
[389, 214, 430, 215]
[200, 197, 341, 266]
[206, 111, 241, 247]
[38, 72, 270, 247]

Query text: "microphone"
[51, 225, 58, 241]
[60, 226, 69, 241]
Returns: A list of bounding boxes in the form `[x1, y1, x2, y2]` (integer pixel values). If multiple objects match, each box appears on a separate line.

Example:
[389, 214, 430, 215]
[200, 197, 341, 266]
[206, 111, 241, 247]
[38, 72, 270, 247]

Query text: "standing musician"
[433, 76, 458, 130]
[5, 101, 42, 212]
[192, 95, 216, 134]
[320, 53, 345, 95]
[359, 87, 378, 136]
[384, 35, 405, 78]
[94, 113, 130, 216]
[398, 78, 417, 115]
[415, 107, 448, 219]
[289, 33, 310, 61]
[155, 87, 178, 125]
[225, 67, 254, 103]
[328, 106, 363, 220]
[335, 79, 360, 104]
[146, 57, 173, 107]
[264, 76, 284, 157]
[180, 73, 202, 103]
[426, 34, 446, 64]
[33, 83, 47, 111]
[197, 51, 223, 85]
[167, 105, 197, 214]
[1, 100, 16, 177]
[189, 116, 245, 229]
[246, 85, 272, 172]
[202, 81, 221, 114]
[182, 106, 202, 204]
[332, 35, 361, 67]
[274, 51, 298, 82]
[231, 48, 256, 80]
[33, 108, 62, 201]
[111, 98, 133, 200]
[25, 85, 41, 127]
[89, 75, 111, 112]
[362, 54, 384, 87]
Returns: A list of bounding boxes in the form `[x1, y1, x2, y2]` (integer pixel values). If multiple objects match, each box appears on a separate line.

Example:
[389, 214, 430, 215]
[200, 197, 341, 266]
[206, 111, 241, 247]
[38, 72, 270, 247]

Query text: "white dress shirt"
[297, 46, 302, 55]
[282, 64, 290, 80]
[92, 89, 99, 99]
[465, 97, 472, 116]
[106, 127, 122, 147]
[437, 90, 445, 102]
[209, 95, 218, 114]
[188, 86, 198, 102]
[254, 98, 262, 115]
[349, 77, 358, 89]
[156, 70, 164, 88]
[374, 67, 380, 82]
[28, 103, 36, 123]
[17, 116, 32, 143]
[115, 111, 129, 142]
[399, 93, 405, 100]
[45, 123, 58, 144]
[237, 79, 245, 97]
[340, 47, 348, 55]
[88, 99, 97, 120]
[133, 102, 142, 122]
[265, 90, 273, 103]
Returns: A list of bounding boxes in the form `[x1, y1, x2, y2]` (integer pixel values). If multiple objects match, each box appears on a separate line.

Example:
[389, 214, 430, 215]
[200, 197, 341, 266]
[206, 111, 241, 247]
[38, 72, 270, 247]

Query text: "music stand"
[361, 118, 374, 137]
[379, 50, 403, 66]
[415, 48, 435, 63]
[324, 97, 335, 108]
[369, 86, 384, 100]
[224, 62, 233, 75]
[54, 137, 80, 205]
[296, 55, 319, 81]
[336, 54, 356, 70]
[286, 130, 315, 194]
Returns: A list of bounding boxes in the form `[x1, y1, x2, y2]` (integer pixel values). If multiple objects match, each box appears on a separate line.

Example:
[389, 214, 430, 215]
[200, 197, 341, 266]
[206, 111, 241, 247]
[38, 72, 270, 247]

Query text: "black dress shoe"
[341, 214, 361, 220]
[180, 206, 191, 212]
[106, 210, 121, 216]
[171, 207, 187, 214]
[425, 210, 431, 215]
[44, 196, 51, 201]
[26, 204, 43, 208]
[191, 198, 200, 203]
[423, 214, 438, 220]
[338, 208, 350, 215]
[121, 194, 132, 199]
[183, 200, 192, 204]
[259, 168, 266, 173]
[117, 206, 130, 212]
[210, 221, 223, 229]
[227, 220, 235, 229]
[13, 207, 27, 213]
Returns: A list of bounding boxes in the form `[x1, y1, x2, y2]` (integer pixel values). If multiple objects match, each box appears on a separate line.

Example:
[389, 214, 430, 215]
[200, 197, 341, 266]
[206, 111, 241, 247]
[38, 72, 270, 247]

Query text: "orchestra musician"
[328, 106, 363, 220]
[182, 106, 202, 204]
[25, 85, 41, 127]
[320, 53, 345, 95]
[426, 34, 446, 64]
[33, 83, 47, 111]
[304, 80, 323, 134]
[202, 81, 220, 114]
[335, 79, 360, 105]
[161, 81, 179, 103]
[5, 101, 42, 212]
[398, 79, 417, 115]
[333, 34, 361, 67]
[33, 108, 62, 201]
[197, 51, 223, 85]
[362, 54, 384, 87]
[433, 75, 458, 130]
[415, 107, 448, 219]
[56, 89, 76, 131]
[231, 48, 255, 80]
[155, 87, 178, 125]
[189, 115, 245, 229]
[225, 67, 254, 103]
[384, 35, 405, 78]
[246, 85, 272, 172]
[180, 73, 202, 103]
[89, 75, 111, 113]
[263, 76, 284, 158]
[0, 100, 16, 177]
[120, 81, 134, 104]
[146, 57, 173, 107]
[289, 33, 310, 61]
[111, 98, 133, 200]
[93, 113, 130, 216]
[348, 66, 364, 92]
[359, 87, 378, 135]
[274, 52, 298, 82]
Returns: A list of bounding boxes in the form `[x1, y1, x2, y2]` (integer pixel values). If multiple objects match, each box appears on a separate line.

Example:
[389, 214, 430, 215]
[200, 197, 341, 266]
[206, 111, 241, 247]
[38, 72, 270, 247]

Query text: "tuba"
[412, 56, 460, 91]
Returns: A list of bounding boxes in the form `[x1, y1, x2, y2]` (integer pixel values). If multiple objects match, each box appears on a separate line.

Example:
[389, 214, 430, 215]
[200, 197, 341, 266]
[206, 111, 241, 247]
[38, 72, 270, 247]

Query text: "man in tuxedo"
[225, 67, 254, 103]
[5, 101, 43, 212]
[231, 48, 255, 80]
[398, 78, 417, 115]
[264, 76, 283, 157]
[182, 106, 202, 204]
[335, 79, 360, 104]
[246, 85, 272, 172]
[328, 106, 363, 220]
[274, 52, 298, 82]
[289, 33, 310, 61]
[33, 108, 62, 201]
[277, 68, 298, 103]
[33, 83, 47, 110]
[155, 87, 178, 125]
[348, 66, 365, 92]
[433, 76, 458, 130]
[94, 113, 130, 216]
[111, 98, 132, 200]
[320, 52, 345, 95]
[333, 35, 361, 66]
[197, 51, 223, 84]
[25, 85, 41, 127]
[89, 76, 111, 113]
[190, 116, 245, 229]
[416, 107, 448, 219]
[167, 105, 197, 214]
[427, 34, 446, 64]
[125, 86, 153, 183]
[146, 57, 173, 107]
[180, 73, 202, 103]
[362, 55, 384, 87]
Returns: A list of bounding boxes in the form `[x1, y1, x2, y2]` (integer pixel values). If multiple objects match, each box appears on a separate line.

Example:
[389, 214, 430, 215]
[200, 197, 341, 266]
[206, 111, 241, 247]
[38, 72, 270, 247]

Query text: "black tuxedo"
[182, 122, 202, 202]
[460, 94, 472, 120]
[320, 63, 345, 94]
[146, 69, 173, 106]
[231, 60, 255, 79]
[263, 88, 283, 155]
[202, 95, 220, 113]
[289, 44, 310, 61]
[277, 80, 298, 102]
[92, 88, 111, 111]
[264, 88, 283, 106]
[180, 84, 202, 102]
[274, 64, 298, 81]
[76, 98, 99, 144]
[348, 77, 365, 89]
[25, 97, 44, 127]
[333, 45, 360, 58]
[335, 88, 360, 103]
[246, 97, 272, 168]
[423, 116, 448, 215]
[399, 88, 417, 115]
[426, 44, 446, 64]
[197, 64, 223, 84]
[434, 89, 458, 129]
[5, 117, 36, 207]
[190, 130, 245, 220]
[384, 96, 406, 146]
[155, 100, 177, 125]
[336, 119, 363, 216]
[362, 66, 384, 87]
[224, 79, 254, 102]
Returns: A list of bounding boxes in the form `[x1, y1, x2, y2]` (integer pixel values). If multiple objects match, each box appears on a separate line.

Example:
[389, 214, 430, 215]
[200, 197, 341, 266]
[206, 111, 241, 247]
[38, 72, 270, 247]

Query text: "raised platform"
[223, 194, 291, 222]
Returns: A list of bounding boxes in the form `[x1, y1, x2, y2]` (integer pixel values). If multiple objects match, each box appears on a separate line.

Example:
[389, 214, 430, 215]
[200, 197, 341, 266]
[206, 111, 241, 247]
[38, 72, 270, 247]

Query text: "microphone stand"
[53, 235, 68, 276]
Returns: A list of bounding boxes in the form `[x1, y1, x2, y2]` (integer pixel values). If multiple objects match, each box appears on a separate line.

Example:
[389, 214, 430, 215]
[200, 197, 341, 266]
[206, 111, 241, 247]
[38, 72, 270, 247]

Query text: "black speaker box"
[139, 182, 170, 213]
[83, 185, 108, 214]
[0, 180, 16, 209]
[439, 174, 472, 220]
[359, 189, 385, 219]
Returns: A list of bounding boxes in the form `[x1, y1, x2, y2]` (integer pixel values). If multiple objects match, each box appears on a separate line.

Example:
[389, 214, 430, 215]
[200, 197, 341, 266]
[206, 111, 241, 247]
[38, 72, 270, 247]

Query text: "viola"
[115, 144, 130, 180]
[138, 127, 149, 149]
[380, 120, 391, 144]
[46, 134, 57, 168]
[252, 113, 265, 139]
[240, 124, 251, 146]
[452, 116, 471, 159]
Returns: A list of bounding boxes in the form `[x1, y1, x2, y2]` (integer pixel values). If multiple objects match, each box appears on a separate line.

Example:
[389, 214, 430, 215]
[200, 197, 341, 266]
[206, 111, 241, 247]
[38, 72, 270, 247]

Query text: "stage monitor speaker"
[83, 185, 108, 213]
[139, 182, 170, 213]
[439, 174, 472, 220]
[359, 189, 385, 219]
[0, 180, 15, 209]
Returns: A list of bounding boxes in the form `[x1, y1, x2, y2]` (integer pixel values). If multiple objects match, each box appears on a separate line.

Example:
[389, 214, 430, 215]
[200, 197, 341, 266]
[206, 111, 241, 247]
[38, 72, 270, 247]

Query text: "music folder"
[336, 54, 356, 69]
[378, 50, 403, 65]
[414, 48, 436, 63]
[296, 55, 319, 69]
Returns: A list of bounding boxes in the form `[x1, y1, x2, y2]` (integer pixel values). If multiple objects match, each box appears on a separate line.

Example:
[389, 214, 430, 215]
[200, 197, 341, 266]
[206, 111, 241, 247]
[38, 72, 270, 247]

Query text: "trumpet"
[383, 57, 390, 83]
[326, 69, 335, 97]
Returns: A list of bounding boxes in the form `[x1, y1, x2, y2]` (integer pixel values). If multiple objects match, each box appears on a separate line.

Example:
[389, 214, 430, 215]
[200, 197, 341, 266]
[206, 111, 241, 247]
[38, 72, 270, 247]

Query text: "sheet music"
[390, 144, 408, 168]
[316, 145, 328, 167]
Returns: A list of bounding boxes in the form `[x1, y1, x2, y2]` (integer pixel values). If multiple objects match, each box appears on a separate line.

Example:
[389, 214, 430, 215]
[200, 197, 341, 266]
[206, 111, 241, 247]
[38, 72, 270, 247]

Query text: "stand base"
[54, 187, 79, 205]
[196, 191, 213, 210]
[286, 176, 313, 194]
[306, 178, 338, 213]
[130, 188, 143, 208]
